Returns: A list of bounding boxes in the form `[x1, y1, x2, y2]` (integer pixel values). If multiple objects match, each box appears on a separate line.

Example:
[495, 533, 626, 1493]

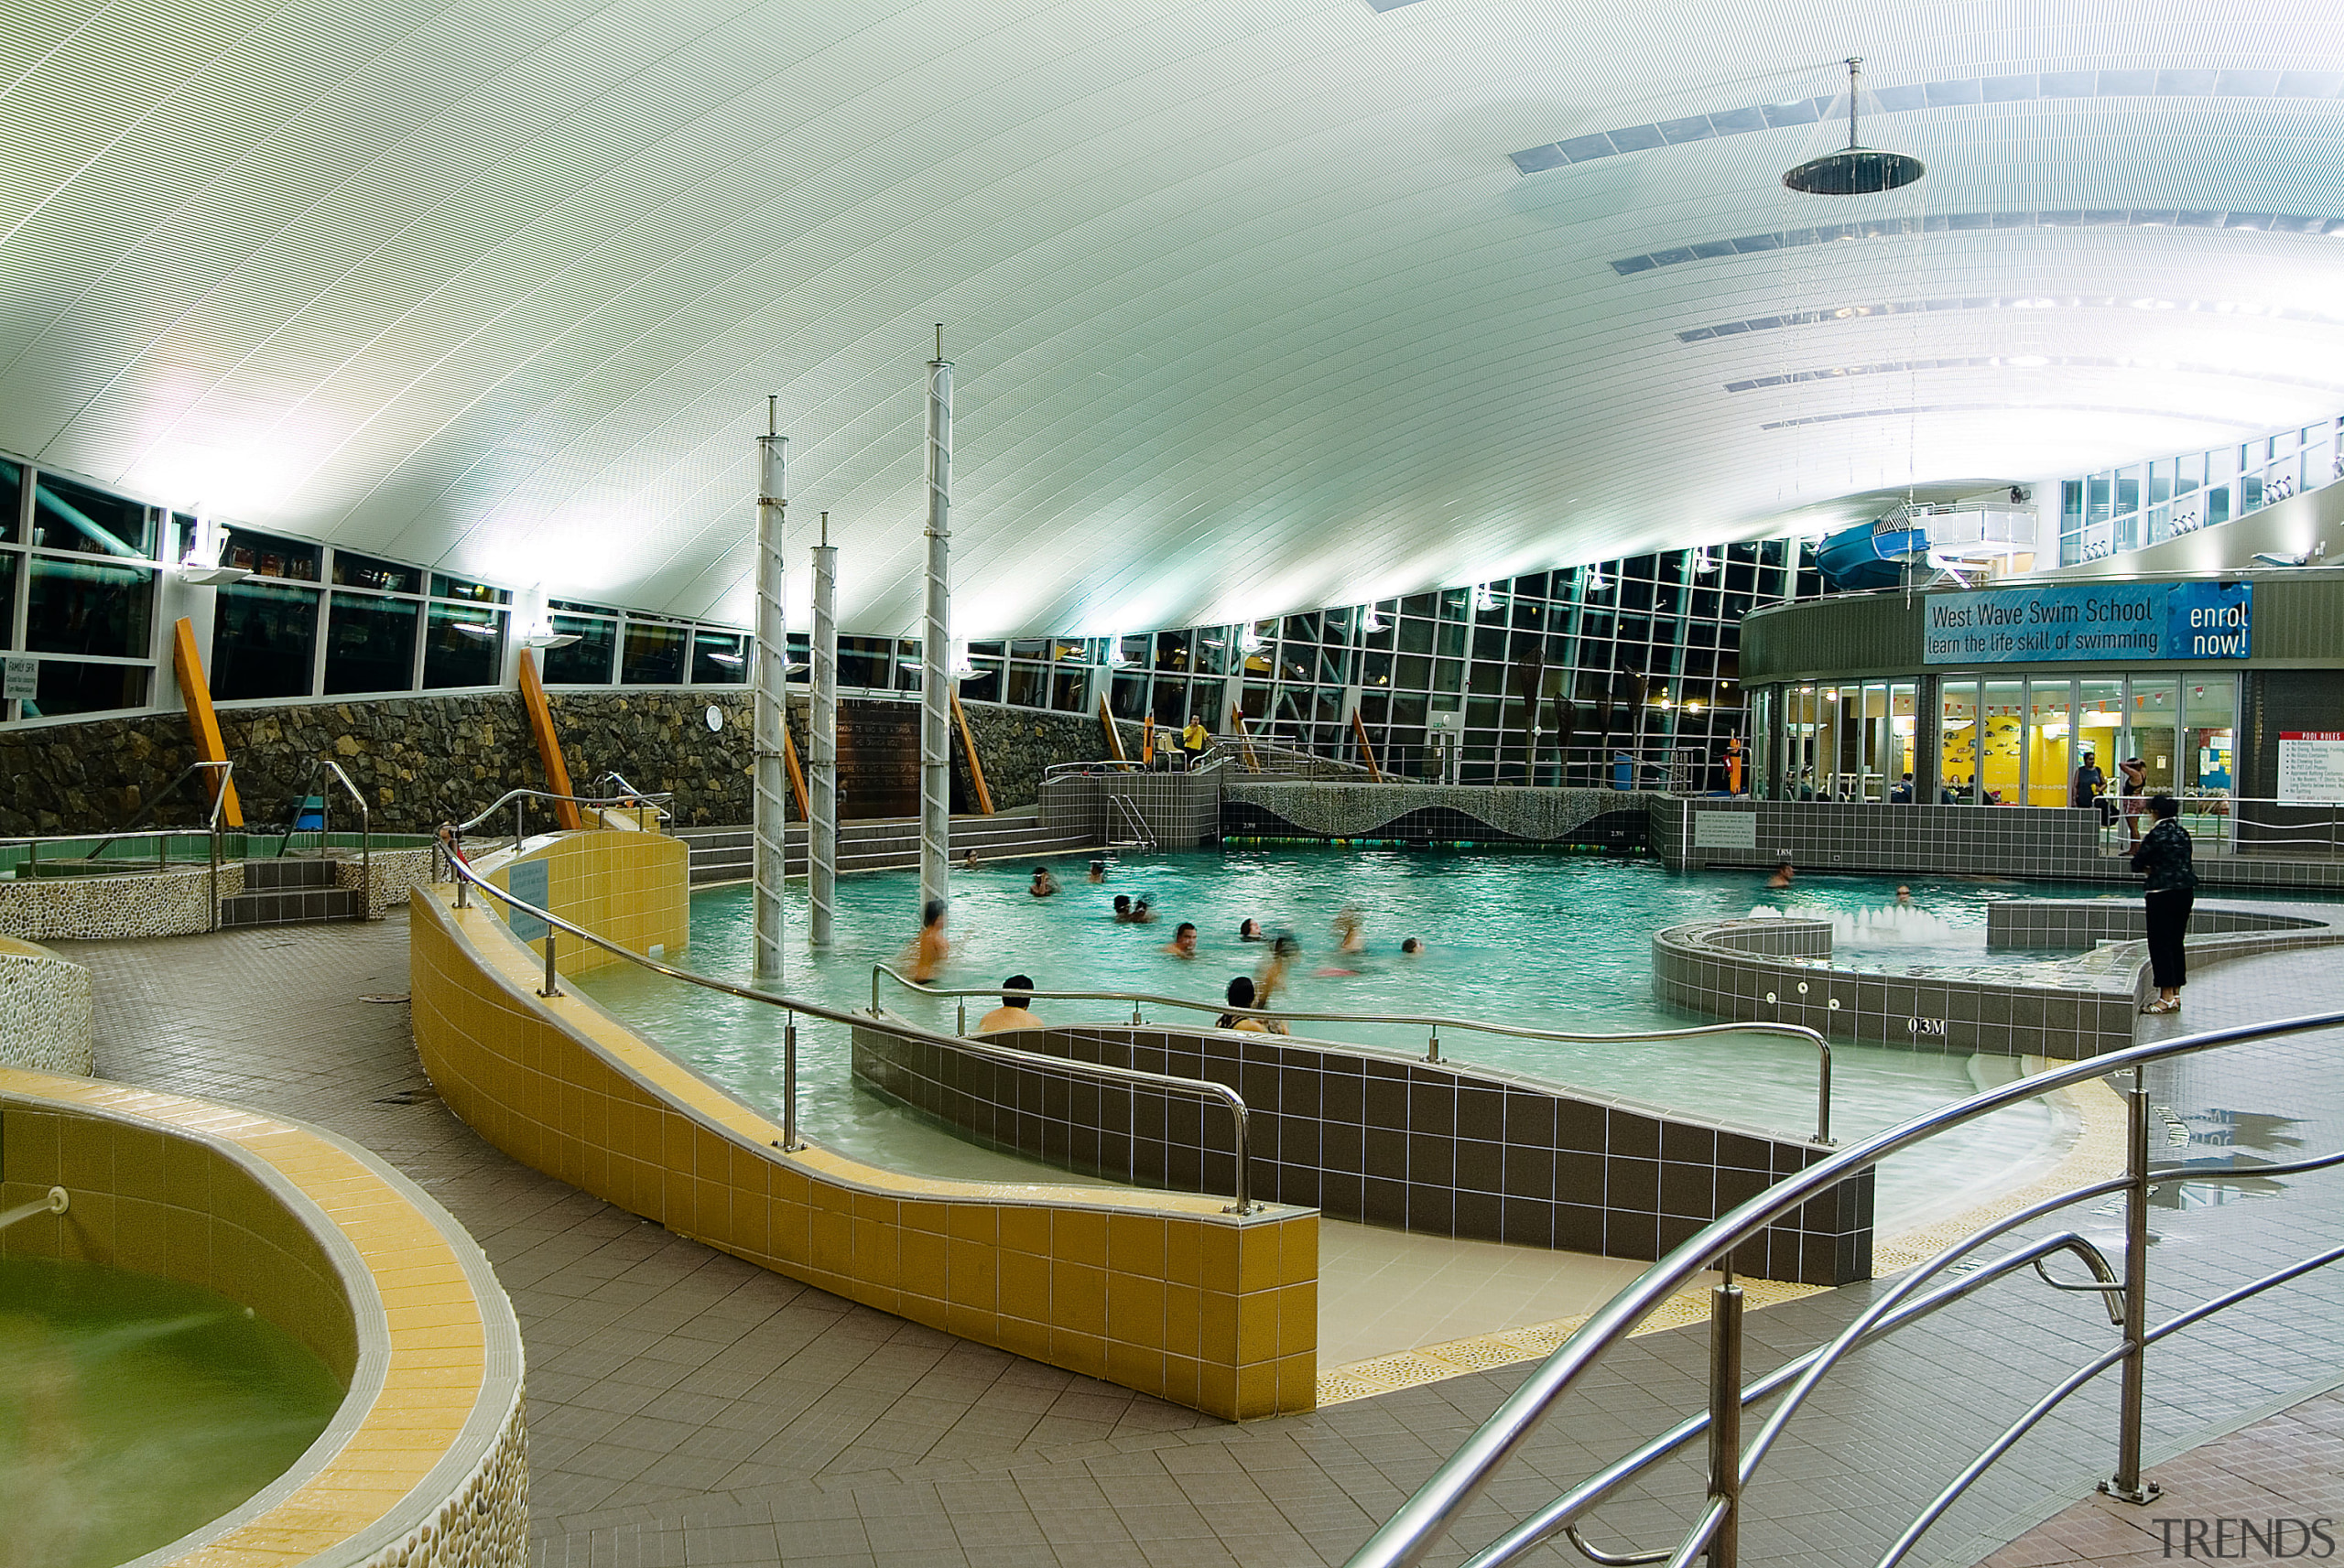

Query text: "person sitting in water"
[1088, 860, 1108, 883]
[962, 848, 982, 870]
[1112, 894, 1134, 921]
[1028, 865, 1059, 897]
[1165, 921, 1199, 958]
[1215, 976, 1269, 1033]
[1767, 860, 1795, 890]
[1399, 937, 1424, 956]
[1128, 897, 1158, 925]
[1895, 885, 1914, 907]
[1238, 918, 1264, 942]
[975, 975, 1040, 1033]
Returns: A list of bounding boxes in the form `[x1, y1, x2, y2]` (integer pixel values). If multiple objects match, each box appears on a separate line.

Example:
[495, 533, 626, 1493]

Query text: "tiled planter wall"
[851, 1017, 1871, 1286]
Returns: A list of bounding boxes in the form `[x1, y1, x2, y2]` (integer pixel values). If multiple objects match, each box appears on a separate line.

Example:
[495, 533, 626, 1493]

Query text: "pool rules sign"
[2278, 733, 2344, 804]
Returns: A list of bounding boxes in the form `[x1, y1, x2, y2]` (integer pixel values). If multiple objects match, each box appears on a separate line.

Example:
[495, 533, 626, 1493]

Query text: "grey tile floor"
[50, 913, 2344, 1568]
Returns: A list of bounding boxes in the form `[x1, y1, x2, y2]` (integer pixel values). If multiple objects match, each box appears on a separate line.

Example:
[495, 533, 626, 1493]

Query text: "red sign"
[2282, 732, 2344, 741]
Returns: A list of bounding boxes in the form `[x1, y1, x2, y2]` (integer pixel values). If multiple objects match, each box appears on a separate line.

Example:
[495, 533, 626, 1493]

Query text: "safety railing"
[1342, 1011, 2344, 1568]
[432, 848, 1258, 1213]
[5, 761, 237, 930]
[2089, 795, 2344, 859]
[589, 770, 676, 827]
[870, 968, 1833, 1146]
[267, 758, 372, 914]
[443, 784, 678, 857]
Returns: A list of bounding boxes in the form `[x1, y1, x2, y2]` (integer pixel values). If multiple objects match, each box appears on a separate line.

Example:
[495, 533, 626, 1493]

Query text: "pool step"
[219, 857, 366, 926]
[676, 810, 1103, 884]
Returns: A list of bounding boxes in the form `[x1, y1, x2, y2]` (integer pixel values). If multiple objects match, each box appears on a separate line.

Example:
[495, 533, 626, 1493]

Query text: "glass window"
[1050, 668, 1088, 710]
[423, 605, 502, 688]
[2077, 678, 2124, 796]
[2024, 679, 2073, 808]
[1396, 618, 1434, 655]
[1884, 683, 1916, 798]
[689, 630, 749, 685]
[2183, 676, 2236, 801]
[2127, 676, 2180, 796]
[31, 473, 154, 558]
[324, 592, 418, 694]
[540, 614, 615, 684]
[0, 556, 15, 649]
[27, 558, 152, 658]
[895, 638, 922, 692]
[1152, 631, 1191, 672]
[623, 622, 689, 684]
[834, 634, 889, 689]
[0, 458, 20, 543]
[1937, 677, 1980, 804]
[211, 581, 319, 700]
[332, 552, 422, 593]
[1111, 672, 1147, 719]
[222, 528, 320, 581]
[26, 661, 149, 719]
[430, 573, 509, 605]
[1980, 681, 2024, 804]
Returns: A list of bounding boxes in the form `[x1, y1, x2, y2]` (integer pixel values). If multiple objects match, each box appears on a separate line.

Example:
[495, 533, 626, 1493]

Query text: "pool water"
[574, 849, 2147, 1231]
[0, 1256, 345, 1568]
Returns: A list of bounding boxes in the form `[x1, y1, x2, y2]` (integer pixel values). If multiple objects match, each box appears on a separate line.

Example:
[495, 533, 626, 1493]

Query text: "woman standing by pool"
[2132, 794, 2195, 1015]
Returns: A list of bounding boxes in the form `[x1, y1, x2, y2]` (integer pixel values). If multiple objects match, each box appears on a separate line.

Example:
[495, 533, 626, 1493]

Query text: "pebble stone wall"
[1, 690, 1136, 837]
[0, 937, 93, 1074]
[0, 861, 245, 942]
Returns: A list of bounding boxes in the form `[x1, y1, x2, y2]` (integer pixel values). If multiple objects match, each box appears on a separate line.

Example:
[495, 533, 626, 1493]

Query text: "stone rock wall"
[0, 688, 1133, 836]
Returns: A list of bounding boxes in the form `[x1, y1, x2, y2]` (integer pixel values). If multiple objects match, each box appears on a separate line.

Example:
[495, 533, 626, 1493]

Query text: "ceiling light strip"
[1512, 68, 2344, 174]
[1615, 209, 2344, 275]
[1680, 295, 2344, 342]
[1725, 357, 2344, 395]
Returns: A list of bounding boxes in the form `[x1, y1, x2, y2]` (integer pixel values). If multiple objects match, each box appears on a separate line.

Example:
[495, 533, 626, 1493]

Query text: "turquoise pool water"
[574, 849, 2151, 1229]
[0, 1256, 345, 1568]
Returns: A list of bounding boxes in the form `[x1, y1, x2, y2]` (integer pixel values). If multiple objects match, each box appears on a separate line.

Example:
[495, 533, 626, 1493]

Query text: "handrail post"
[1813, 1038, 1833, 1145]
[515, 795, 526, 857]
[538, 931, 561, 998]
[207, 821, 221, 933]
[2100, 1066, 2161, 1505]
[1707, 1277, 1744, 1567]
[1427, 1023, 1440, 1064]
[1223, 1100, 1253, 1216]
[782, 1011, 802, 1151]
[957, 998, 967, 1036]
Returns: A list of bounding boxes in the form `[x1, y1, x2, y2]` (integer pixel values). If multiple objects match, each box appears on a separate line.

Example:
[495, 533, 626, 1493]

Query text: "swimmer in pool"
[1895, 885, 1914, 907]
[1165, 922, 1199, 958]
[1332, 905, 1366, 955]
[1128, 897, 1157, 925]
[1767, 860, 1795, 890]
[1088, 860, 1108, 883]
[1239, 918, 1264, 942]
[975, 975, 1039, 1033]
[1400, 937, 1425, 956]
[1216, 976, 1269, 1033]
[1255, 933, 1299, 1011]
[1028, 865, 1059, 897]
[906, 899, 949, 983]
[1112, 895, 1134, 921]
[962, 848, 981, 870]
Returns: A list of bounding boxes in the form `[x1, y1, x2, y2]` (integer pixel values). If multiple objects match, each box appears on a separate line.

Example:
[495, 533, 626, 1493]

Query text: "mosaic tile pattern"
[1038, 771, 1221, 848]
[0, 936, 92, 1074]
[1222, 782, 1652, 842]
[850, 1017, 1872, 1285]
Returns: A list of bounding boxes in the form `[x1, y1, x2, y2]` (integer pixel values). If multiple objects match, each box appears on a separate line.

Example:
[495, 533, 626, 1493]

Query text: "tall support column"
[919, 331, 953, 915]
[808, 512, 840, 947]
[753, 400, 789, 982]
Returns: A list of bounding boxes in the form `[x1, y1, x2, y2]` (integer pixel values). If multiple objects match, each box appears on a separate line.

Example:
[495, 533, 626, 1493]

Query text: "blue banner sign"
[1922, 581, 2252, 665]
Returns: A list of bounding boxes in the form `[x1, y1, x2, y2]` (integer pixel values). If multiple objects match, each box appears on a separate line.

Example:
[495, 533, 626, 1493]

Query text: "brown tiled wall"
[414, 849, 1314, 1420]
[852, 1019, 1871, 1286]
[0, 1102, 359, 1382]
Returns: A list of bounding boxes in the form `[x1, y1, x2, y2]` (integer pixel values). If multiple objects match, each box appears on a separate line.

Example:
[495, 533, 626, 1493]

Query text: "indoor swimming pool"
[573, 849, 2146, 1233]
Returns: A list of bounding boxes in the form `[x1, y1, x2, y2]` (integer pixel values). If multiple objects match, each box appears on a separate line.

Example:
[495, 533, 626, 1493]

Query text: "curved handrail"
[445, 785, 676, 842]
[432, 847, 1258, 1213]
[590, 770, 675, 825]
[870, 966, 1834, 1145]
[1344, 1009, 2344, 1568]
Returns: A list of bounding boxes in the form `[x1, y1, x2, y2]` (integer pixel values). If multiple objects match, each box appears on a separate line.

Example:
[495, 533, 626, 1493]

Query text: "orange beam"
[170, 618, 243, 827]
[950, 689, 995, 815]
[517, 650, 582, 829]
[1351, 710, 1384, 783]
[1229, 706, 1260, 773]
[1141, 713, 1155, 765]
[780, 725, 811, 820]
[1099, 696, 1132, 768]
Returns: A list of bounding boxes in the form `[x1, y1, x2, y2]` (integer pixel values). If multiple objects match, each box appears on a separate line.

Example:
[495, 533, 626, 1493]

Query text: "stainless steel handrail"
[7, 762, 236, 930]
[871, 967, 1834, 1145]
[445, 785, 678, 853]
[434, 849, 1258, 1213]
[591, 771, 675, 826]
[1344, 1009, 2344, 1568]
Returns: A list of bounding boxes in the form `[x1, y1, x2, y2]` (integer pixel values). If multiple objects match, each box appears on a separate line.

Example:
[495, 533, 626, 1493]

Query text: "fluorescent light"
[522, 633, 581, 649]
[1362, 611, 1385, 633]
[179, 564, 251, 586]
[450, 622, 499, 640]
[708, 650, 744, 667]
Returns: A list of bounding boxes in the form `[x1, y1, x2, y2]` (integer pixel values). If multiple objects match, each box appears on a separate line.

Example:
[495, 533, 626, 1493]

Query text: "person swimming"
[1767, 859, 1795, 890]
[1028, 865, 1059, 897]
[1128, 897, 1157, 925]
[1088, 860, 1108, 883]
[1254, 933, 1298, 1010]
[961, 847, 981, 870]
[1894, 885, 1914, 907]
[1400, 937, 1425, 956]
[1112, 894, 1134, 920]
[906, 898, 949, 982]
[1165, 921, 1198, 957]
[1332, 905, 1366, 955]
[1238, 918, 1264, 942]
[1215, 976, 1268, 1032]
[975, 975, 1039, 1033]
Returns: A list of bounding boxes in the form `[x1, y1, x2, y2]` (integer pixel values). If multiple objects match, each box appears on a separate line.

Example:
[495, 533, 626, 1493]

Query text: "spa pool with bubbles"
[574, 847, 2176, 1233]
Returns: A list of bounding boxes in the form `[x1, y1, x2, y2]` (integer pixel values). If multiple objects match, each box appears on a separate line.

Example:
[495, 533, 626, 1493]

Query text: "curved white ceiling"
[3, 0, 2342, 636]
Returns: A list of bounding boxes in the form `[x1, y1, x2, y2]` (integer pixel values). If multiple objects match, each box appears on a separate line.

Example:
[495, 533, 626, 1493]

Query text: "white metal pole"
[809, 512, 840, 947]
[753, 399, 788, 982]
[920, 330, 953, 915]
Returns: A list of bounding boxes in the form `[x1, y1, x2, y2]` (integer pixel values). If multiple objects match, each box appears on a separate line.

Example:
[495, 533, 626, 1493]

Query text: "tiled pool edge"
[416, 832, 1318, 1421]
[0, 1067, 526, 1568]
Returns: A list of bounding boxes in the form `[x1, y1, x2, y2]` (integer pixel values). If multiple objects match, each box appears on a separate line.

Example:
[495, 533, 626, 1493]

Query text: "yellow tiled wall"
[485, 827, 689, 977]
[413, 849, 1316, 1420]
[0, 1069, 527, 1568]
